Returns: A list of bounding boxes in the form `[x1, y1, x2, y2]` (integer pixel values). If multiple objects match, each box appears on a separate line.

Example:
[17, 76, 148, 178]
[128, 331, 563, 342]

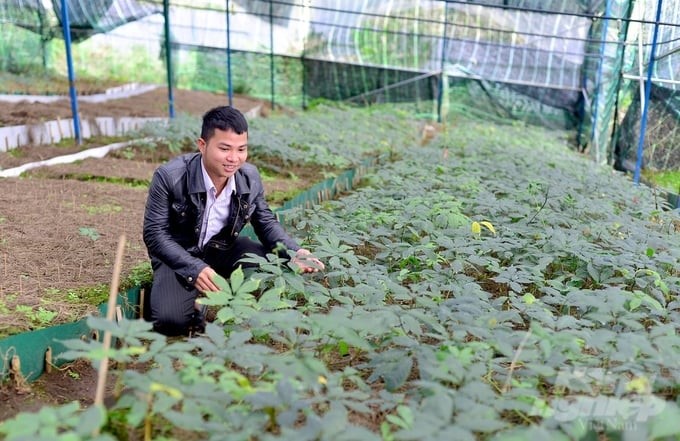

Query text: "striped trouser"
[149, 236, 267, 336]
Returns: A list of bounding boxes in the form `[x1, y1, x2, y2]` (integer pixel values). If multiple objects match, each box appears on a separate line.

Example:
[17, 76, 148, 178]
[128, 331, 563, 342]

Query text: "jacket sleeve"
[143, 168, 207, 285]
[248, 169, 300, 253]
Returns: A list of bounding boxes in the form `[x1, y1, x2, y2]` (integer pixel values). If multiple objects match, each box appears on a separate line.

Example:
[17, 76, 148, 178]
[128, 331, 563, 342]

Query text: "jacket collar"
[187, 153, 205, 195]
[233, 167, 251, 196]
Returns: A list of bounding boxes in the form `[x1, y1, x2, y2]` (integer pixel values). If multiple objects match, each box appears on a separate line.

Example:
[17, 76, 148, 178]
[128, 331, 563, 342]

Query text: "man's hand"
[292, 248, 324, 273]
[195, 266, 220, 293]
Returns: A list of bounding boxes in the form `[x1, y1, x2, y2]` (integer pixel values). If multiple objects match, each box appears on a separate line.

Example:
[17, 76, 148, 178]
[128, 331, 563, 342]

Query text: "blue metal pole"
[634, 0, 663, 185]
[59, 0, 81, 145]
[436, 2, 449, 123]
[589, 0, 612, 163]
[163, 0, 175, 119]
[226, 0, 233, 106]
[269, 0, 275, 110]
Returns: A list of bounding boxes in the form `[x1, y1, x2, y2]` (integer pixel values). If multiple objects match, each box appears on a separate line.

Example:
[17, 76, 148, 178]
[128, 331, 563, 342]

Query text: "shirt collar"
[200, 159, 236, 196]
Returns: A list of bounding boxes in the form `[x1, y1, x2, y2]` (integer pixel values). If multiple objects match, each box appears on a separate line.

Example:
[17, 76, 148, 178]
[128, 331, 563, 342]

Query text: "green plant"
[0, 402, 113, 441]
[4, 107, 680, 440]
[122, 261, 153, 290]
[78, 227, 100, 241]
[14, 305, 58, 329]
[644, 169, 680, 193]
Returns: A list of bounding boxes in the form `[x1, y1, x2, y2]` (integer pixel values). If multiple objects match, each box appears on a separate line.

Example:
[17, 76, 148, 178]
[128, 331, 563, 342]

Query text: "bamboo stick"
[93, 234, 126, 408]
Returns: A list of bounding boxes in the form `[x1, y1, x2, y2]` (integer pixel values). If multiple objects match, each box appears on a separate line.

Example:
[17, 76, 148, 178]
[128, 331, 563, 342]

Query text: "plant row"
[132, 103, 419, 168]
[1, 111, 678, 440]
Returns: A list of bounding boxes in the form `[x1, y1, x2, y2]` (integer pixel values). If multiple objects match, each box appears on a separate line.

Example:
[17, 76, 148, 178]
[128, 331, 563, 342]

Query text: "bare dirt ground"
[0, 87, 271, 126]
[0, 359, 114, 422]
[0, 87, 322, 424]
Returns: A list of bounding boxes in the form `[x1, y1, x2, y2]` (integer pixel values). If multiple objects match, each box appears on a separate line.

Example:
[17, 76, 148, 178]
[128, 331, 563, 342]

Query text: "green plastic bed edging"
[0, 286, 141, 383]
[0, 156, 378, 383]
[665, 190, 679, 210]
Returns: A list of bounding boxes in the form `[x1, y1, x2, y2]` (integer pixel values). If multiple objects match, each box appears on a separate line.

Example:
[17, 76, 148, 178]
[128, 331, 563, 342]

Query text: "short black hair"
[200, 106, 248, 141]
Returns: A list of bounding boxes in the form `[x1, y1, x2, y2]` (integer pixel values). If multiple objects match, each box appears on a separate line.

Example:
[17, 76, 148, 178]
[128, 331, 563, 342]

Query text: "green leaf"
[648, 399, 680, 439]
[75, 404, 107, 435]
[230, 266, 245, 293]
[369, 353, 413, 391]
[236, 278, 261, 296]
[632, 290, 664, 311]
[257, 286, 283, 309]
[213, 273, 231, 294]
[628, 296, 643, 311]
[198, 290, 231, 306]
[337, 340, 349, 356]
[216, 308, 236, 323]
[386, 405, 413, 429]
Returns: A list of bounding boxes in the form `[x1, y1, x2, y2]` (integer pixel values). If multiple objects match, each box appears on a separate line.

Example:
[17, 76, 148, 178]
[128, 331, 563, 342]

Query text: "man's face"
[197, 128, 248, 183]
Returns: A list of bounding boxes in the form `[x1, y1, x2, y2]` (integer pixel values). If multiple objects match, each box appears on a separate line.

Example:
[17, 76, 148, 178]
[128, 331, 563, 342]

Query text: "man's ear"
[197, 138, 206, 153]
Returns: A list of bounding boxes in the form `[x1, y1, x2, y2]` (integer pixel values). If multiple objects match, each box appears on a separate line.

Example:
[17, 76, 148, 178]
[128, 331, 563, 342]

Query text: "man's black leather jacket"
[143, 152, 300, 286]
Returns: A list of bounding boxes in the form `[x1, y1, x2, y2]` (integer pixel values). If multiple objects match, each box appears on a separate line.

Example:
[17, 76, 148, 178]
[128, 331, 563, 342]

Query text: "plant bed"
[0, 103, 423, 340]
[1, 110, 677, 440]
[0, 72, 126, 98]
[0, 104, 428, 435]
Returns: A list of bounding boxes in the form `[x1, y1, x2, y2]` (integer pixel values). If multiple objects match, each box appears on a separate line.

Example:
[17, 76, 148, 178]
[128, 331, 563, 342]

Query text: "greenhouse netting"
[1, 0, 679, 174]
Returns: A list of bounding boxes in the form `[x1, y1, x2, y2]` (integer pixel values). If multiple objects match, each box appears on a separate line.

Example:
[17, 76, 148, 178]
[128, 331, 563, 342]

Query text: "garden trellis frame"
[1, 0, 680, 174]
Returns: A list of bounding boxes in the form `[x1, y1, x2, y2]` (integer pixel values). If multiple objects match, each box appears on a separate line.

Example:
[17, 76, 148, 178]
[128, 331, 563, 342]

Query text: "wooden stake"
[139, 288, 145, 320]
[10, 355, 30, 393]
[10, 355, 20, 373]
[94, 234, 126, 408]
[45, 347, 52, 373]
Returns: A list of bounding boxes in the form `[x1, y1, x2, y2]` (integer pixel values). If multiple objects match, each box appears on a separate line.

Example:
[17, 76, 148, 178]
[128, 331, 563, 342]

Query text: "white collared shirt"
[199, 161, 236, 248]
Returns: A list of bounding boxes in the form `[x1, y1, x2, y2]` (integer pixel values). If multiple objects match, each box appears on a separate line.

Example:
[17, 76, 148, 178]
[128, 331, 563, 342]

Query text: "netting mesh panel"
[305, 1, 593, 90]
[2, 0, 679, 174]
[303, 59, 438, 104]
[468, 0, 602, 14]
[299, 0, 607, 130]
[0, 0, 45, 27]
[52, 0, 159, 40]
[615, 1, 680, 173]
[616, 87, 680, 172]
[0, 1, 51, 74]
[442, 4, 587, 90]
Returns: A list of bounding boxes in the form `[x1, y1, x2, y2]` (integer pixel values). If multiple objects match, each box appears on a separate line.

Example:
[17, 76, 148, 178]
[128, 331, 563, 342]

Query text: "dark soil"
[0, 359, 113, 421]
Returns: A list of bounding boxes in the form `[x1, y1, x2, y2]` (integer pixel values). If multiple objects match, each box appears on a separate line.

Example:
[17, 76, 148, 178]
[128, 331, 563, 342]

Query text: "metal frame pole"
[226, 0, 233, 107]
[436, 2, 449, 123]
[59, 0, 82, 145]
[269, 0, 275, 110]
[589, 0, 612, 164]
[163, 0, 175, 119]
[633, 0, 663, 185]
[301, 39, 307, 110]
